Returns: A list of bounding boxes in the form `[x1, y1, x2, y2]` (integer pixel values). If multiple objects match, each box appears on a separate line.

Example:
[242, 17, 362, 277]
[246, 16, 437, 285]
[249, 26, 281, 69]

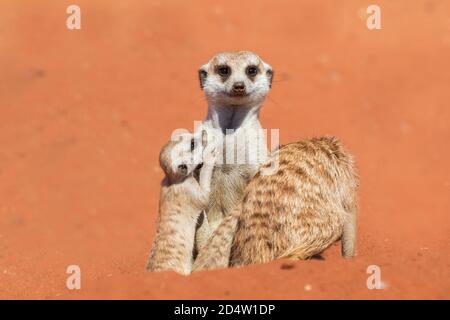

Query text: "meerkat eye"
[217, 65, 231, 77]
[246, 66, 259, 77]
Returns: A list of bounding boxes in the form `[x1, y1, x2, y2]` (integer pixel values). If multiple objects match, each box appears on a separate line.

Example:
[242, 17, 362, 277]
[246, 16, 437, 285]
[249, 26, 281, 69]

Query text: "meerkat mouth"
[226, 92, 249, 98]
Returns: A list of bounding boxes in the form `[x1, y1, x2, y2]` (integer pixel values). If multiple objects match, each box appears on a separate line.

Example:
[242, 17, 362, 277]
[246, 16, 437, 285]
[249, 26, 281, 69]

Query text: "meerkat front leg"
[198, 160, 214, 195]
[193, 205, 240, 271]
[195, 137, 217, 253]
[198, 133, 217, 195]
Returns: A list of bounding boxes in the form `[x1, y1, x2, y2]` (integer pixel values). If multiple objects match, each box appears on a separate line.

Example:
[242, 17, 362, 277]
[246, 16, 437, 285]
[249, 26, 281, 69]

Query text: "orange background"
[0, 0, 449, 299]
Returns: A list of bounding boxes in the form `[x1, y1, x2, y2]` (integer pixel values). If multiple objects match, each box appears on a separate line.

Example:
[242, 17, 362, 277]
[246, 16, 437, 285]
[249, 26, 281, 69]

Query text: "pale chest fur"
[200, 121, 268, 228]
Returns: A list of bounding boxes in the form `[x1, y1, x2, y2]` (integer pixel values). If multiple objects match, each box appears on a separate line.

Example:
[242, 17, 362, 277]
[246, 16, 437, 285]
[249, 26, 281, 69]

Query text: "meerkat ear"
[201, 130, 208, 148]
[198, 67, 208, 90]
[171, 129, 189, 142]
[266, 68, 274, 88]
[262, 61, 274, 88]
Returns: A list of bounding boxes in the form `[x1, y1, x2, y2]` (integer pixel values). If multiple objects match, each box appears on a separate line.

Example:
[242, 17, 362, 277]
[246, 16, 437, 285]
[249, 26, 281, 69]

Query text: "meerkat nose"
[231, 82, 246, 95]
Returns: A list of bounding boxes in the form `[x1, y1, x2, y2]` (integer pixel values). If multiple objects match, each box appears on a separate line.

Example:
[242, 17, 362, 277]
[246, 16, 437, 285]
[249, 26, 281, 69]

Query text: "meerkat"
[146, 130, 216, 275]
[194, 51, 274, 254]
[193, 136, 358, 271]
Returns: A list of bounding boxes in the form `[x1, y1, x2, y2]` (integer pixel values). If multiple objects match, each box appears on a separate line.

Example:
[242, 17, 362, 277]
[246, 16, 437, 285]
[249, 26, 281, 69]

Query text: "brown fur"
[193, 137, 358, 271]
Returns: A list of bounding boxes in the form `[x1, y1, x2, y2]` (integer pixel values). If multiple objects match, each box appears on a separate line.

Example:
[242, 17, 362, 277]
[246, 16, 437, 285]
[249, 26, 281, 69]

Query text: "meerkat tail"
[193, 206, 241, 271]
[276, 245, 314, 260]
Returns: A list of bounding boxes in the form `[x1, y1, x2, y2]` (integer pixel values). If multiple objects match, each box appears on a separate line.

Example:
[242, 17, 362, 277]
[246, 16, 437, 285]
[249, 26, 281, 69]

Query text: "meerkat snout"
[231, 82, 246, 96]
[177, 164, 188, 175]
[198, 51, 273, 106]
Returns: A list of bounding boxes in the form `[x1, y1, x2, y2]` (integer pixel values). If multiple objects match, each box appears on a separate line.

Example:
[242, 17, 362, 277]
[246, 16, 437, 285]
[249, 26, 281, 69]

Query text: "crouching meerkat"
[146, 130, 216, 275]
[193, 137, 358, 271]
[194, 51, 274, 254]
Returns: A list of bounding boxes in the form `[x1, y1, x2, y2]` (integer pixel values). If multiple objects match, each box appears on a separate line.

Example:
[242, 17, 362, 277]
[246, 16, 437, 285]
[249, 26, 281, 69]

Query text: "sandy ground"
[0, 0, 449, 299]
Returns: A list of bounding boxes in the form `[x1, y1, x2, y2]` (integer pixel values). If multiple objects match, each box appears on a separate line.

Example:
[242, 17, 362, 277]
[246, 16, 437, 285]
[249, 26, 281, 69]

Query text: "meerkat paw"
[203, 147, 217, 166]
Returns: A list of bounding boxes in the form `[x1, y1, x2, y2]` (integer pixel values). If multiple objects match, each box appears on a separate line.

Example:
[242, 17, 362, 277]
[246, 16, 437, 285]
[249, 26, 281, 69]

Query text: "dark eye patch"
[246, 65, 259, 78]
[190, 138, 196, 152]
[216, 65, 231, 78]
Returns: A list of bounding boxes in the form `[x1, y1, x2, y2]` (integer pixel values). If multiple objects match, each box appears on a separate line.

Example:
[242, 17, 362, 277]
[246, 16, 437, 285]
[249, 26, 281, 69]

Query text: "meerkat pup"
[193, 137, 358, 271]
[194, 51, 274, 253]
[146, 130, 216, 275]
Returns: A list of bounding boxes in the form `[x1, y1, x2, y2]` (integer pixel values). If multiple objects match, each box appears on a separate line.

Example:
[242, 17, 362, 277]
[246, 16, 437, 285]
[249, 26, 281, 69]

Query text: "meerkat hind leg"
[193, 206, 240, 271]
[195, 211, 213, 254]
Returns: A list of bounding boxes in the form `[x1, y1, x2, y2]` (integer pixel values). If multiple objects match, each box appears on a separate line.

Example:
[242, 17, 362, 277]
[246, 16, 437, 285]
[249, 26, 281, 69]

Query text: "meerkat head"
[160, 130, 208, 183]
[198, 51, 273, 107]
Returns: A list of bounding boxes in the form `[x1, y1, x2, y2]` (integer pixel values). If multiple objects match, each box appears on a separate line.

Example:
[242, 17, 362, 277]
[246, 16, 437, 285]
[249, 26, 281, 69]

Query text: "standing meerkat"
[195, 51, 274, 253]
[146, 131, 216, 275]
[193, 137, 358, 271]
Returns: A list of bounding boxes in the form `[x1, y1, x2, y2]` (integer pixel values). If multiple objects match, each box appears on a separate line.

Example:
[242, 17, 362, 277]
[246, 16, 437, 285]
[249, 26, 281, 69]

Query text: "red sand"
[0, 0, 449, 299]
